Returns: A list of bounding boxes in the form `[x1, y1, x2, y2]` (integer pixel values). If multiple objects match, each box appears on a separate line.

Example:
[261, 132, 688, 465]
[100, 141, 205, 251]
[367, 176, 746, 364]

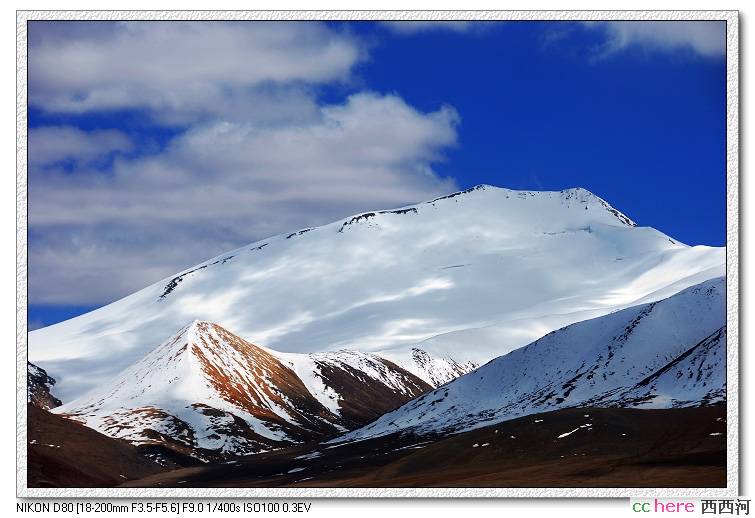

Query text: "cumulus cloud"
[28, 21, 362, 124]
[27, 22, 464, 307]
[585, 21, 726, 59]
[29, 126, 132, 168]
[29, 93, 460, 305]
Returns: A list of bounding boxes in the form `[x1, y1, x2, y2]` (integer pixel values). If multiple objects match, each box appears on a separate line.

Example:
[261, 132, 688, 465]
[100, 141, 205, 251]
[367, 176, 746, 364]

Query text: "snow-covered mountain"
[335, 277, 726, 443]
[53, 321, 432, 460]
[30, 185, 724, 402]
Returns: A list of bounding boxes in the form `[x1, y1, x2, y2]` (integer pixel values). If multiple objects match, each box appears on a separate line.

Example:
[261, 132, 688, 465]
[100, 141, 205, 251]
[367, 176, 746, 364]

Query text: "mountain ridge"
[54, 321, 436, 461]
[30, 184, 724, 402]
[334, 276, 726, 444]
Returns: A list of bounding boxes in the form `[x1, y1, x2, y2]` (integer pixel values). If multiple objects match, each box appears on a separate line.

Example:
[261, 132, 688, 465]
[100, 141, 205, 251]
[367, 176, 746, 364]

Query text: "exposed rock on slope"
[406, 348, 477, 387]
[27, 362, 61, 410]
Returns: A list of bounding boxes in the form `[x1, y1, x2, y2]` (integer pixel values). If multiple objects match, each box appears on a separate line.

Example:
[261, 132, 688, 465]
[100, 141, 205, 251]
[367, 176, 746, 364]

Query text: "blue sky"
[27, 20, 727, 328]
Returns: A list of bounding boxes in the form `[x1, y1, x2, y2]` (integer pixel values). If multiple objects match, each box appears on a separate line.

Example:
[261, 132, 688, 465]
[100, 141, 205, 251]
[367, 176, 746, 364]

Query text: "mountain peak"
[331, 184, 637, 238]
[379, 184, 636, 230]
[31, 181, 722, 404]
[52, 320, 440, 460]
[188, 319, 213, 328]
[55, 321, 346, 458]
[462, 185, 636, 227]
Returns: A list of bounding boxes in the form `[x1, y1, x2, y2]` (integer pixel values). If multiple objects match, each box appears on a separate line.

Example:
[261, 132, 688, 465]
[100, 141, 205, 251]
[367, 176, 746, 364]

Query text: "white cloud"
[27, 22, 463, 307]
[29, 21, 362, 123]
[29, 93, 460, 305]
[29, 126, 132, 167]
[585, 21, 726, 59]
[381, 21, 474, 35]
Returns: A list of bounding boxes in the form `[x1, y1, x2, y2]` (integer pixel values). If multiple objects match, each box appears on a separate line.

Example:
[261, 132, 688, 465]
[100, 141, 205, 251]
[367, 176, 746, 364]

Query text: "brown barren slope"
[313, 355, 431, 428]
[56, 321, 438, 463]
[124, 406, 726, 488]
[27, 405, 165, 488]
[189, 322, 341, 442]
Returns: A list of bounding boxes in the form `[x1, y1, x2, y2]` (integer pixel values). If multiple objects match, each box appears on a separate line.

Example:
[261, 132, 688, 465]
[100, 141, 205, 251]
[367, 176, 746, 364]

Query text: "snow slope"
[335, 277, 726, 442]
[29, 185, 724, 401]
[278, 349, 432, 418]
[54, 321, 431, 459]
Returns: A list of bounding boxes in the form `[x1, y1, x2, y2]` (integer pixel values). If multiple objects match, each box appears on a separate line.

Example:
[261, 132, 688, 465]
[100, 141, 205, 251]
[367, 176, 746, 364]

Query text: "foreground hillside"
[27, 405, 165, 487]
[124, 406, 726, 488]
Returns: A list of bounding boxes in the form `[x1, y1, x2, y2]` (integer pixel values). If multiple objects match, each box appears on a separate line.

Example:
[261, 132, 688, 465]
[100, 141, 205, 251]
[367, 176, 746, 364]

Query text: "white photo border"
[16, 9, 740, 498]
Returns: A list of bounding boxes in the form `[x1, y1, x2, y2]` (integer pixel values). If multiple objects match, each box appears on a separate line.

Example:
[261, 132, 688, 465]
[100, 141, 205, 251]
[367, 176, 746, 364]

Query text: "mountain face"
[54, 321, 432, 461]
[276, 349, 435, 429]
[30, 185, 724, 403]
[335, 277, 726, 443]
[28, 362, 61, 410]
